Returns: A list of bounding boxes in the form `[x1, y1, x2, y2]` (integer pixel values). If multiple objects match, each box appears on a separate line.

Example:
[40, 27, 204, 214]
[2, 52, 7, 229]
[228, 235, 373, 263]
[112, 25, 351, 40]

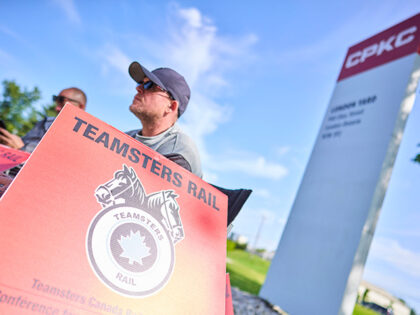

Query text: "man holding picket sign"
[125, 61, 251, 225]
[125, 61, 202, 178]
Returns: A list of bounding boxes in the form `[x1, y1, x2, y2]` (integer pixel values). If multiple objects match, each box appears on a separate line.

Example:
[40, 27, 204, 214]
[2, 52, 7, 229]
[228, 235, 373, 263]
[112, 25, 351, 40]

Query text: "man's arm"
[164, 153, 192, 172]
[0, 128, 24, 149]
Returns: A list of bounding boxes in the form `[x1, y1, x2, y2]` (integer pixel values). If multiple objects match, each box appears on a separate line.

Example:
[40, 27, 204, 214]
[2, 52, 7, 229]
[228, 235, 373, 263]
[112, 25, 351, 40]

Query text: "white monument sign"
[260, 13, 420, 315]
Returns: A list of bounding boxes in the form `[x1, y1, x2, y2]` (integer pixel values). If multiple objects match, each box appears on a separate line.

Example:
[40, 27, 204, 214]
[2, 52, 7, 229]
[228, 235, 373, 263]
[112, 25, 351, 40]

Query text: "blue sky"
[1, 0, 420, 311]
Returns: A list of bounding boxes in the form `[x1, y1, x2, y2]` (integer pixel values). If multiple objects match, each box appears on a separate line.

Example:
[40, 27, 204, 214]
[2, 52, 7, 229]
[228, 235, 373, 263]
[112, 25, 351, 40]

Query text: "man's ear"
[169, 100, 178, 114]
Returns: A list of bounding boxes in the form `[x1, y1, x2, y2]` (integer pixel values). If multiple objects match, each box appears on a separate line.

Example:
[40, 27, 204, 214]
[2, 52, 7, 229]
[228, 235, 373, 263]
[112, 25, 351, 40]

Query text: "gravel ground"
[231, 287, 288, 315]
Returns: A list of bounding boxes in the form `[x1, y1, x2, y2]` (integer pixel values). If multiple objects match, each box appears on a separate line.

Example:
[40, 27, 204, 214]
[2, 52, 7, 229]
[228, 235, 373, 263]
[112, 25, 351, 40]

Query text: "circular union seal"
[86, 205, 174, 297]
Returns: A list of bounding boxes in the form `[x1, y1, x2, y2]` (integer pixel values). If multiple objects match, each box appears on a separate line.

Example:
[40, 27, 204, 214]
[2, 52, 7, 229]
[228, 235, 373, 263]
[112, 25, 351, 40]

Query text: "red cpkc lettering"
[345, 26, 417, 69]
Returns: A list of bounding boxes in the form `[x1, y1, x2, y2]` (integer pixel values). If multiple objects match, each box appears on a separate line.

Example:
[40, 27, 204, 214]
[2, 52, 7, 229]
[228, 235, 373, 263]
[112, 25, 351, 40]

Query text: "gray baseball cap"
[128, 61, 191, 117]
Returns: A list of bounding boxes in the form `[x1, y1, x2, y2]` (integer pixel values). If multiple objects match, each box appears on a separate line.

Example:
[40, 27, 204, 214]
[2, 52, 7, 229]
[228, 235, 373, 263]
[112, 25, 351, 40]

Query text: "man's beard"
[130, 104, 160, 125]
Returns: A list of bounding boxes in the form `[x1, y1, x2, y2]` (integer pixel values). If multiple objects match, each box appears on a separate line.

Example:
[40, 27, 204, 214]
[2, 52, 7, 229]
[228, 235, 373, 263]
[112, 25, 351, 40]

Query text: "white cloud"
[161, 3, 258, 92]
[257, 210, 287, 226]
[177, 7, 209, 29]
[259, 209, 276, 220]
[0, 48, 15, 64]
[369, 237, 420, 277]
[52, 0, 81, 25]
[0, 24, 34, 50]
[179, 91, 232, 156]
[100, 44, 132, 76]
[385, 228, 420, 238]
[93, 44, 134, 97]
[253, 188, 271, 198]
[94, 4, 265, 179]
[150, 4, 268, 179]
[164, 6, 223, 88]
[0, 25, 21, 40]
[201, 170, 218, 183]
[275, 146, 291, 157]
[208, 155, 288, 180]
[274, 3, 419, 68]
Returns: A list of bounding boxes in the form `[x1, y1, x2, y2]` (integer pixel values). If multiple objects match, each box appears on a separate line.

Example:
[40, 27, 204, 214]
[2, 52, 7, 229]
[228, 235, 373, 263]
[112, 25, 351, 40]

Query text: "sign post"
[260, 13, 420, 315]
[0, 105, 227, 315]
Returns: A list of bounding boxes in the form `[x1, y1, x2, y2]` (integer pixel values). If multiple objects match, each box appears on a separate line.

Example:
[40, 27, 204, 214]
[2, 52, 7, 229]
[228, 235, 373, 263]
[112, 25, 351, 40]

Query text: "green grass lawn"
[352, 304, 380, 315]
[226, 248, 379, 315]
[226, 249, 271, 295]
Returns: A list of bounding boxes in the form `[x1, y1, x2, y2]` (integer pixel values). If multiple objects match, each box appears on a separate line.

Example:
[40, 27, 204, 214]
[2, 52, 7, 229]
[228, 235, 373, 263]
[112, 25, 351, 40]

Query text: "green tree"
[0, 80, 42, 136]
[414, 150, 420, 164]
[362, 288, 370, 302]
[42, 102, 57, 117]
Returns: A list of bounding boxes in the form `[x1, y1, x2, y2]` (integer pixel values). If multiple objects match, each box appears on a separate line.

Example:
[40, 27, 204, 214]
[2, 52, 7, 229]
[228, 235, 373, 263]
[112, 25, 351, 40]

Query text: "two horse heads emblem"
[86, 164, 184, 297]
[95, 164, 184, 243]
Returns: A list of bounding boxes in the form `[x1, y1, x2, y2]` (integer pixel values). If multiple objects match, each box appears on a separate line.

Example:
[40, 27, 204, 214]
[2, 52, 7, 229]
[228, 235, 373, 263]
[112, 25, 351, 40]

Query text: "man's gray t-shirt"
[126, 124, 202, 178]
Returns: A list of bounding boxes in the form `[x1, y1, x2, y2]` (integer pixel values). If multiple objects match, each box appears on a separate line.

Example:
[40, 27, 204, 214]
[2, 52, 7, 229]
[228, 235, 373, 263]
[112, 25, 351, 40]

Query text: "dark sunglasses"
[52, 95, 82, 105]
[137, 81, 175, 100]
[138, 81, 155, 90]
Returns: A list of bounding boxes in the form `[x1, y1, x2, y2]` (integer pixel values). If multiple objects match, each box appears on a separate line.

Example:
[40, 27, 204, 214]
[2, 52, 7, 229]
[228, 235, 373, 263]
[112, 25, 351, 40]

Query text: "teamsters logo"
[86, 165, 184, 297]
